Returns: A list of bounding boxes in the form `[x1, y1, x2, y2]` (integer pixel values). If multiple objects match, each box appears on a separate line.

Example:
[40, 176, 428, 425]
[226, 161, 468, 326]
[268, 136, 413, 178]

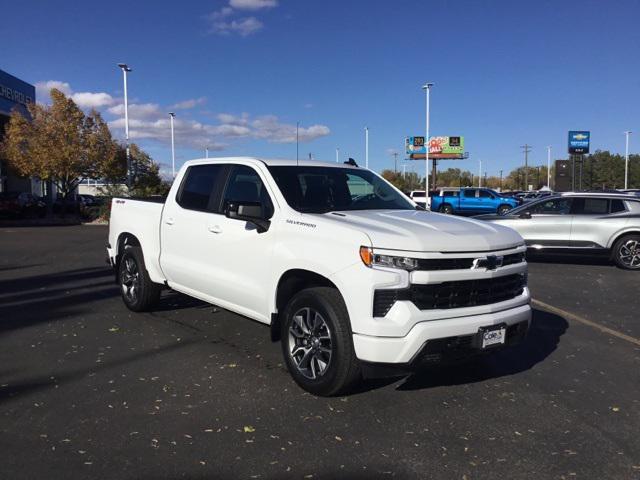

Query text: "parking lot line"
[532, 298, 640, 347]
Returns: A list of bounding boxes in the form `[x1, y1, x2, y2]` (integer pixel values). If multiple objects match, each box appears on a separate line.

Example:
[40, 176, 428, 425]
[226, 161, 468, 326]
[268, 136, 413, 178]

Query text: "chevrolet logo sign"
[472, 255, 503, 270]
[573, 134, 588, 140]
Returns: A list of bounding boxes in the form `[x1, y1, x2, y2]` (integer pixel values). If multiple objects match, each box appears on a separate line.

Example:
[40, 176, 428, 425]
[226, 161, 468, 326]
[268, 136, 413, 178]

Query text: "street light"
[478, 159, 482, 187]
[422, 82, 434, 204]
[117, 63, 132, 188]
[336, 147, 339, 163]
[625, 131, 632, 189]
[547, 146, 552, 188]
[205, 146, 209, 159]
[169, 112, 176, 178]
[365, 127, 369, 169]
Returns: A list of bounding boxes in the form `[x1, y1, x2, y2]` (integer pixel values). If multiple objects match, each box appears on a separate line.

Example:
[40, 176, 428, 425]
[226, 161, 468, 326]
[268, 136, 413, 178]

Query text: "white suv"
[108, 158, 531, 395]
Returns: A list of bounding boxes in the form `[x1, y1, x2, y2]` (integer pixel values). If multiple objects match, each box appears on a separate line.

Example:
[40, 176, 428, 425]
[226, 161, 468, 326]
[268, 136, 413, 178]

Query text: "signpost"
[568, 131, 590, 191]
[406, 136, 467, 190]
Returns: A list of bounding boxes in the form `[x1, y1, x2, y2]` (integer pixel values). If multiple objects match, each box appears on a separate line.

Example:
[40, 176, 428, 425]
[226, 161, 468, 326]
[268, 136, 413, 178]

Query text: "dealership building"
[0, 68, 43, 194]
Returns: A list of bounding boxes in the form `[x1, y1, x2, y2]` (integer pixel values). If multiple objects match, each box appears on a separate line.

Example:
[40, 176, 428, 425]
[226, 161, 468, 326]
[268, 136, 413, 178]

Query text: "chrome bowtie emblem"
[472, 255, 503, 270]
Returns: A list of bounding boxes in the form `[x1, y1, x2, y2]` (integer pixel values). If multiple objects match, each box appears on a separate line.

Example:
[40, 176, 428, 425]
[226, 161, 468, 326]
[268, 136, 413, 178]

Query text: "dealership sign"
[406, 136, 465, 159]
[568, 131, 590, 154]
[0, 69, 35, 117]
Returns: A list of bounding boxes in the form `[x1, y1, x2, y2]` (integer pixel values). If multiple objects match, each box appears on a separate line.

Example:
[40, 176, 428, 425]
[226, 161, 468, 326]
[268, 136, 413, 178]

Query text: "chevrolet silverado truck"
[430, 188, 518, 216]
[107, 158, 531, 396]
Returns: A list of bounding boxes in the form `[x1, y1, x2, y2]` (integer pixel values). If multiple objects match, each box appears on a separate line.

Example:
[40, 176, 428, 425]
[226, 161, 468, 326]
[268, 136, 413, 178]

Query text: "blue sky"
[2, 0, 639, 177]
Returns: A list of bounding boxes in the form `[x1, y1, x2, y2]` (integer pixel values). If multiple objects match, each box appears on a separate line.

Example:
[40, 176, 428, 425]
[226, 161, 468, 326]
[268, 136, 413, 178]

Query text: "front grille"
[415, 252, 525, 271]
[373, 274, 525, 317]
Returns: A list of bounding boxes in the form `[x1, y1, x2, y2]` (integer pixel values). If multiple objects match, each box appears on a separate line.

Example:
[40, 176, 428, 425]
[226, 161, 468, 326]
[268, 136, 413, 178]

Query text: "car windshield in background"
[268, 166, 415, 213]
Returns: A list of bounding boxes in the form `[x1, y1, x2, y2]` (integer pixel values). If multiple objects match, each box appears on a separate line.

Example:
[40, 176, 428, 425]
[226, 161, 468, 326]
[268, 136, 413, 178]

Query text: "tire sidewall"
[280, 289, 350, 395]
[613, 235, 640, 270]
[119, 247, 148, 310]
[440, 204, 453, 214]
[498, 205, 512, 215]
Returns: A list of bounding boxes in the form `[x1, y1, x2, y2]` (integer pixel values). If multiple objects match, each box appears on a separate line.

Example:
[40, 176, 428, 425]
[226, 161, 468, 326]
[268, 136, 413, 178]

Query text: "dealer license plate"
[481, 327, 506, 348]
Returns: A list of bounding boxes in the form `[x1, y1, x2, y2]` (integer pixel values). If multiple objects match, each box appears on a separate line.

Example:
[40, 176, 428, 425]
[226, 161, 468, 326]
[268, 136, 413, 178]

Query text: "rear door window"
[576, 198, 609, 215]
[478, 190, 493, 199]
[464, 189, 477, 198]
[177, 164, 226, 212]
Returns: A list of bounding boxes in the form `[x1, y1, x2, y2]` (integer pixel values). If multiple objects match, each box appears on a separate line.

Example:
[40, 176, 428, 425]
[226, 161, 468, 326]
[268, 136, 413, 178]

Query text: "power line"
[520, 144, 532, 190]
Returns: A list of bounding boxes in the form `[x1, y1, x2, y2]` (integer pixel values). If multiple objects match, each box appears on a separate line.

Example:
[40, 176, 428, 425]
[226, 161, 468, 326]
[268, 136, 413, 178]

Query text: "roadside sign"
[568, 131, 590, 154]
[406, 136, 465, 159]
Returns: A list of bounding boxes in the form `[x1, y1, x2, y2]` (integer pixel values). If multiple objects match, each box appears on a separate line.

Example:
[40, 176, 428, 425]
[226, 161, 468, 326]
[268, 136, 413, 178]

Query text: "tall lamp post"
[117, 63, 132, 188]
[205, 146, 209, 159]
[478, 159, 482, 187]
[422, 82, 434, 204]
[169, 112, 176, 178]
[625, 131, 632, 189]
[336, 147, 339, 163]
[365, 127, 369, 169]
[547, 146, 552, 188]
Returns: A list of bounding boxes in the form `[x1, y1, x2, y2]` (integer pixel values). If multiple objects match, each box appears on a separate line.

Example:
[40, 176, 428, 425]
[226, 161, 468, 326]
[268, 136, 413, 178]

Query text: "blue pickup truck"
[430, 188, 519, 215]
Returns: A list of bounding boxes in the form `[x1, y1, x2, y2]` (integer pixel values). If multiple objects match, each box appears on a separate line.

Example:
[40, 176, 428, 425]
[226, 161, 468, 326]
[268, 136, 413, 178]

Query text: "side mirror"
[225, 201, 271, 233]
[519, 211, 532, 219]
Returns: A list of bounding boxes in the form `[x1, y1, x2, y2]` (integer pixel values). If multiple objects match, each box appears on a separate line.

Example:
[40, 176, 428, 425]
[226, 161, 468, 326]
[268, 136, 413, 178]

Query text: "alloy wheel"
[619, 239, 640, 268]
[288, 307, 333, 380]
[121, 257, 140, 302]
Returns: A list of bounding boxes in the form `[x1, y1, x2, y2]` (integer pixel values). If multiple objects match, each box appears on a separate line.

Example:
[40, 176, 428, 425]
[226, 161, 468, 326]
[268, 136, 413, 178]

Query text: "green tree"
[1, 88, 117, 199]
[381, 169, 424, 193]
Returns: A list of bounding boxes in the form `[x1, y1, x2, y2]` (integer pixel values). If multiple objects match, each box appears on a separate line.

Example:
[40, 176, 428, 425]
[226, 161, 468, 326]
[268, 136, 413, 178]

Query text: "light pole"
[422, 82, 433, 204]
[547, 146, 552, 188]
[625, 131, 632, 189]
[117, 63, 132, 188]
[169, 112, 176, 178]
[205, 146, 209, 159]
[296, 121, 299, 162]
[365, 127, 369, 169]
[336, 147, 339, 163]
[478, 159, 482, 187]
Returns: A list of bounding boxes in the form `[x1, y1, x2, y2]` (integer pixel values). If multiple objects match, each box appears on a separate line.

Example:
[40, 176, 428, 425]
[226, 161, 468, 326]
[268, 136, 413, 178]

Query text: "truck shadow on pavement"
[396, 308, 568, 391]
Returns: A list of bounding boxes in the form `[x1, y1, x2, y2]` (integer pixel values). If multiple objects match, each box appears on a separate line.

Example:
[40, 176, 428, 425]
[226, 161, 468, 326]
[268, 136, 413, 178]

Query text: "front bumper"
[352, 303, 531, 364]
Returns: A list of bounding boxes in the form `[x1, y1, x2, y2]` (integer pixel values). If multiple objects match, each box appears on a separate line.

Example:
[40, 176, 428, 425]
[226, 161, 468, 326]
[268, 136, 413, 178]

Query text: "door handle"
[208, 225, 222, 234]
[165, 217, 175, 225]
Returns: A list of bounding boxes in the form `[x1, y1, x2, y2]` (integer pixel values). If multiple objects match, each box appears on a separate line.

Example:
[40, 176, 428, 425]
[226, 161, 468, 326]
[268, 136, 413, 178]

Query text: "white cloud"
[70, 91, 114, 108]
[229, 0, 277, 10]
[35, 80, 114, 109]
[170, 97, 207, 110]
[205, 0, 276, 36]
[210, 16, 263, 36]
[35, 80, 72, 100]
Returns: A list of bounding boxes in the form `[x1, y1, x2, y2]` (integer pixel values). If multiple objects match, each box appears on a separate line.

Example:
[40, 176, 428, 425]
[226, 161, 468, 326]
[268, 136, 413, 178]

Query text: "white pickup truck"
[107, 157, 531, 396]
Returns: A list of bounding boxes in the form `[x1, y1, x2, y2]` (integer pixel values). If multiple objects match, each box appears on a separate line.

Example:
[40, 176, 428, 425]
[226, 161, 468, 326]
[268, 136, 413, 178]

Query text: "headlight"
[359, 246, 418, 270]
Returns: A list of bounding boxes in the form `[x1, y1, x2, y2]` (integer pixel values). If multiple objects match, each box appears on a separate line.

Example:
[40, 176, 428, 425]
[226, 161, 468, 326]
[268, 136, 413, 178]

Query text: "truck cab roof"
[182, 157, 361, 170]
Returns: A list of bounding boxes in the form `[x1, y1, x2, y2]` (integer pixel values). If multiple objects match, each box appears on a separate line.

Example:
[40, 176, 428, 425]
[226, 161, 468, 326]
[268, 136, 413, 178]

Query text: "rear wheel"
[497, 204, 512, 215]
[439, 204, 454, 215]
[119, 247, 162, 311]
[280, 287, 361, 396]
[613, 234, 640, 270]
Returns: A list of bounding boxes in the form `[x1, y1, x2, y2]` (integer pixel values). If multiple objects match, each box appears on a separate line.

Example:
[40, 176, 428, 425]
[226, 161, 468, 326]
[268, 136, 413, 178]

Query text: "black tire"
[280, 287, 361, 396]
[118, 246, 162, 311]
[612, 234, 640, 270]
[439, 204, 454, 215]
[497, 204, 512, 215]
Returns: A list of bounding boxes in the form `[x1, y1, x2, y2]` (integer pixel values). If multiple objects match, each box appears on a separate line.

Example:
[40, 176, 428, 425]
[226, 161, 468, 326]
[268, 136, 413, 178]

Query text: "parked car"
[475, 192, 640, 270]
[108, 158, 531, 395]
[409, 190, 428, 208]
[430, 187, 519, 215]
[0, 191, 46, 218]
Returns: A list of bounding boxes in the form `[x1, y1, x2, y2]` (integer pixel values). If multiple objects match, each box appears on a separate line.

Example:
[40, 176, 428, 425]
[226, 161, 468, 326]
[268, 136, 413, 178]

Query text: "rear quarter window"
[177, 164, 225, 212]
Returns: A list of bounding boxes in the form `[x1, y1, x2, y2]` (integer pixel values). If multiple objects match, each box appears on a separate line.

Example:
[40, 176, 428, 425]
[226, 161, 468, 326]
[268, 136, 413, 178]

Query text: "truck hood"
[315, 209, 524, 253]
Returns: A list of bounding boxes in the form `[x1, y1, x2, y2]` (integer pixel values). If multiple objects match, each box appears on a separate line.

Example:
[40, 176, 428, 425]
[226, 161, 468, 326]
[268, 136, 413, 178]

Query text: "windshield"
[268, 166, 416, 213]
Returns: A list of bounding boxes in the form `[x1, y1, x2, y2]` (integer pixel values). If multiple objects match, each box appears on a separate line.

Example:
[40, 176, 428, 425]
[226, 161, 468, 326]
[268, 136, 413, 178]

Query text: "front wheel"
[612, 235, 640, 270]
[280, 287, 361, 396]
[118, 247, 162, 311]
[497, 204, 513, 215]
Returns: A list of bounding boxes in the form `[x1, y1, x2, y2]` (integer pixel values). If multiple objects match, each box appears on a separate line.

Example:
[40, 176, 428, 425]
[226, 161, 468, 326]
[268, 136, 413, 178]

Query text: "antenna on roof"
[345, 158, 359, 167]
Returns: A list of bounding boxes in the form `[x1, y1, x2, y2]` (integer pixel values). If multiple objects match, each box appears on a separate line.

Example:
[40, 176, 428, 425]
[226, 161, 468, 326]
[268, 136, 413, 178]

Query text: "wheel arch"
[114, 232, 142, 283]
[271, 269, 340, 342]
[608, 230, 640, 256]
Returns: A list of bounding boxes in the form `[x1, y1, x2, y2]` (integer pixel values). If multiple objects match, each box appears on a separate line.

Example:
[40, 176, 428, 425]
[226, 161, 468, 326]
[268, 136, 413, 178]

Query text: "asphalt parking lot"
[1, 225, 639, 480]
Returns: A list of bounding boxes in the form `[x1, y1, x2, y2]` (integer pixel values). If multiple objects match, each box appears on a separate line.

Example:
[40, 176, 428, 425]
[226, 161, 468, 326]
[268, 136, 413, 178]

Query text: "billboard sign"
[568, 131, 590, 154]
[0, 69, 35, 118]
[406, 136, 465, 159]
